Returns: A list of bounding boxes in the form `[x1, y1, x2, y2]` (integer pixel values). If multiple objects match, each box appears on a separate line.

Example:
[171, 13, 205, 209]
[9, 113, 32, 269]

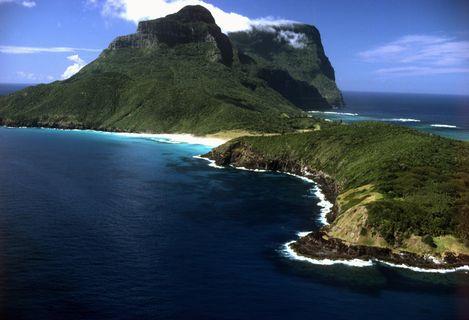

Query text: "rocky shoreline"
[291, 231, 469, 271]
[205, 140, 469, 271]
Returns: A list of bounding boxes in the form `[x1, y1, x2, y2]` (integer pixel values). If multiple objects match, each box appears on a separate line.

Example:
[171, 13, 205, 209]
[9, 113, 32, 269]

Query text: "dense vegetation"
[0, 5, 339, 135]
[219, 122, 469, 246]
[230, 25, 344, 107]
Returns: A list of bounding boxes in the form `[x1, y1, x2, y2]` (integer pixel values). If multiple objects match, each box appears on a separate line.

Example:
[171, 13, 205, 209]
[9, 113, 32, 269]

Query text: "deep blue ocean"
[0, 127, 468, 320]
[311, 91, 469, 141]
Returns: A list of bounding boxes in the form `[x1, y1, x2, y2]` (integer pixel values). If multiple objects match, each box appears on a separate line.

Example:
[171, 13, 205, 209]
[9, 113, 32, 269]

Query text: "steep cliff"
[109, 5, 234, 66]
[230, 25, 344, 107]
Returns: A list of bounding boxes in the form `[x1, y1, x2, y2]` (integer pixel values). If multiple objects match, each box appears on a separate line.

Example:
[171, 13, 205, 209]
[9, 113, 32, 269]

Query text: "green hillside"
[0, 5, 341, 135]
[207, 122, 469, 258]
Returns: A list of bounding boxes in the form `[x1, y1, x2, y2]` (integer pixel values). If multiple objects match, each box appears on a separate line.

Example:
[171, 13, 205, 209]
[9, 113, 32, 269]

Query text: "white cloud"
[16, 71, 37, 80]
[276, 30, 306, 49]
[375, 66, 469, 76]
[0, 0, 36, 8]
[16, 71, 55, 82]
[359, 34, 469, 76]
[0, 45, 101, 54]
[21, 0, 35, 7]
[97, 0, 295, 33]
[61, 54, 86, 79]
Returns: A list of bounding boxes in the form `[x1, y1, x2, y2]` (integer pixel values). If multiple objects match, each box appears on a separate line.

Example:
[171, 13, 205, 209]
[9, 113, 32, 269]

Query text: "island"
[1, 5, 467, 270]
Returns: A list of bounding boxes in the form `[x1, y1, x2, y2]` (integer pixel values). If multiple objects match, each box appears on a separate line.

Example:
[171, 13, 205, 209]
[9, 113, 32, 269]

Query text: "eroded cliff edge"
[204, 122, 469, 270]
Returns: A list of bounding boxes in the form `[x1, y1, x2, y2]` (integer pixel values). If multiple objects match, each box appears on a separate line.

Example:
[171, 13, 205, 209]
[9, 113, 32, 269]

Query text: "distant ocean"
[0, 83, 33, 96]
[312, 91, 469, 141]
[0, 127, 467, 320]
[1, 84, 467, 141]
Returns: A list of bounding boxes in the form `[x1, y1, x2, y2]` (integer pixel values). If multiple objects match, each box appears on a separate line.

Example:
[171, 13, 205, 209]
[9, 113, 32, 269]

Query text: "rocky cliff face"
[230, 25, 344, 107]
[109, 5, 234, 66]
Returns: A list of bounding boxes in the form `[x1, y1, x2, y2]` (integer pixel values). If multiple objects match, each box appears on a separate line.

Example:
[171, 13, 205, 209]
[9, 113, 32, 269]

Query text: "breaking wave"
[430, 124, 458, 129]
[381, 118, 421, 123]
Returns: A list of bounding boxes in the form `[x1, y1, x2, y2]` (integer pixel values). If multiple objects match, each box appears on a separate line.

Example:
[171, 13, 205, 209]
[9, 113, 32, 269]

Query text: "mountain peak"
[109, 5, 233, 66]
[165, 5, 216, 24]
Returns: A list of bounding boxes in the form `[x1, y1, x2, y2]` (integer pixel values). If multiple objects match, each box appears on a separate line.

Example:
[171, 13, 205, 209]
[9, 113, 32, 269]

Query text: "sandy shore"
[111, 132, 228, 148]
[2, 126, 229, 148]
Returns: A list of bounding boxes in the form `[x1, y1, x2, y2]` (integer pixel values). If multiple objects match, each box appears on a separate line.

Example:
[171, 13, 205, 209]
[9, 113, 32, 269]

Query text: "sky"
[0, 0, 468, 95]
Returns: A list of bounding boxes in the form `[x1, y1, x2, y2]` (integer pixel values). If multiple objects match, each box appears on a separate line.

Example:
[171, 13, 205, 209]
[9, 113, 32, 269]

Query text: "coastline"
[1, 125, 228, 148]
[203, 141, 469, 273]
[4, 125, 468, 273]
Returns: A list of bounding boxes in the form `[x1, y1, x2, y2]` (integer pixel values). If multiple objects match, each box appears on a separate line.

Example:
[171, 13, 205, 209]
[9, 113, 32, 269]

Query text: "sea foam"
[193, 155, 224, 169]
[309, 111, 359, 116]
[376, 260, 469, 274]
[281, 240, 373, 267]
[430, 124, 458, 129]
[282, 238, 469, 273]
[382, 118, 421, 123]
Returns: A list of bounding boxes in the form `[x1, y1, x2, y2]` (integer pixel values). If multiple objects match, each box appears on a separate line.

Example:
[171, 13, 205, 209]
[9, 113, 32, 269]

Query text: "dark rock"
[257, 67, 331, 109]
[229, 24, 344, 107]
[109, 5, 234, 66]
[292, 231, 469, 270]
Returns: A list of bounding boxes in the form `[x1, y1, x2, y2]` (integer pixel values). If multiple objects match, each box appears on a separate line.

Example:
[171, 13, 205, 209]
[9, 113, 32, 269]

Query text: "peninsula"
[1, 5, 467, 270]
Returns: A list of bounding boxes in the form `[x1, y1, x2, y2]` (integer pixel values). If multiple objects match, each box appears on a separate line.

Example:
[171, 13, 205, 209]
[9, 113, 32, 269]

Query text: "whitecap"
[376, 260, 469, 274]
[192, 155, 224, 169]
[430, 124, 458, 129]
[281, 241, 373, 267]
[296, 231, 312, 237]
[283, 172, 315, 183]
[230, 165, 269, 172]
[312, 185, 333, 226]
[309, 111, 359, 116]
[381, 118, 421, 123]
[283, 240, 469, 273]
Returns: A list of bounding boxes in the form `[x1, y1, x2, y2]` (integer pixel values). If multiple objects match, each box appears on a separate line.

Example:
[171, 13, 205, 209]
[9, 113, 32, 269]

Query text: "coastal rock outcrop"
[292, 231, 469, 269]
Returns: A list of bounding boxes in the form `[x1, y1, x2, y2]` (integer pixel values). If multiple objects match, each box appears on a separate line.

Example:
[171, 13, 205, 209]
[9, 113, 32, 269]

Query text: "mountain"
[0, 5, 342, 135]
[206, 122, 469, 268]
[229, 24, 344, 107]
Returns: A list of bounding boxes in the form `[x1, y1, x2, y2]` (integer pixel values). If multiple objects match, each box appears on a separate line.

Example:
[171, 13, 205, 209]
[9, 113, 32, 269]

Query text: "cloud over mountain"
[96, 0, 295, 33]
[61, 54, 86, 79]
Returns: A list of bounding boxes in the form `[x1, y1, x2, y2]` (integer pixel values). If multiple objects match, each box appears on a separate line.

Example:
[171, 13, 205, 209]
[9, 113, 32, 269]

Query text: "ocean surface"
[311, 91, 469, 141]
[0, 127, 468, 320]
[0, 83, 33, 96]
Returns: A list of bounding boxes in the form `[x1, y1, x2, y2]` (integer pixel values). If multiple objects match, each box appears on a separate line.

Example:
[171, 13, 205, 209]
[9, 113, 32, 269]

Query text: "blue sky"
[0, 0, 468, 95]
